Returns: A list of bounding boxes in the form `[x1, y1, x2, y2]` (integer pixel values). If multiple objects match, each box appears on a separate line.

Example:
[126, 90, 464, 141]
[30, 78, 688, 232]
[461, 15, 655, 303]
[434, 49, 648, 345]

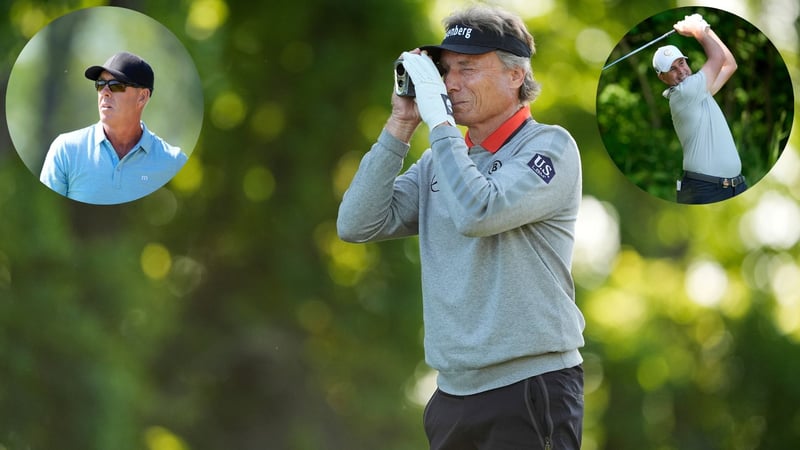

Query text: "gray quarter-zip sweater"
[337, 109, 585, 395]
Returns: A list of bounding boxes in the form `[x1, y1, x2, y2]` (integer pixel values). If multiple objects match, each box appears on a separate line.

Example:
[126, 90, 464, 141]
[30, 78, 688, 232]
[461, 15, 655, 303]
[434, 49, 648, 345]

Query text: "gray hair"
[442, 5, 541, 103]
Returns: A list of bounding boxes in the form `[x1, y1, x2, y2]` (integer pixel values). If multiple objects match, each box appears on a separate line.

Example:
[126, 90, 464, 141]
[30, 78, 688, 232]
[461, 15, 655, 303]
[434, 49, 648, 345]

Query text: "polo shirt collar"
[94, 121, 153, 153]
[465, 105, 532, 153]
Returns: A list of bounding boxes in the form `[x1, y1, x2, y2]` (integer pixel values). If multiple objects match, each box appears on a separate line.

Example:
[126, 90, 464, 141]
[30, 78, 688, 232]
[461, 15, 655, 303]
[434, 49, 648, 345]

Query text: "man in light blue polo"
[40, 51, 187, 205]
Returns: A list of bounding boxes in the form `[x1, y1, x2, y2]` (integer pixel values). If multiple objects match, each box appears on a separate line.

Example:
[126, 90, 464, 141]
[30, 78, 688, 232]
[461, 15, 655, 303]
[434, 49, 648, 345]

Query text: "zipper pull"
[545, 437, 552, 450]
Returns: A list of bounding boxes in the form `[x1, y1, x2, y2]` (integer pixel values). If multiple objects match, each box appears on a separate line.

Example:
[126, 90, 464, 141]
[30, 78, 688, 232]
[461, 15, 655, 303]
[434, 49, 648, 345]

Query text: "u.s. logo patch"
[527, 153, 555, 184]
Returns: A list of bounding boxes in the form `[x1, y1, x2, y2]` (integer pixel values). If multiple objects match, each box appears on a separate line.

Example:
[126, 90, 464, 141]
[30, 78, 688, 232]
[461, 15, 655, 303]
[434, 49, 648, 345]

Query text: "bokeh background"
[0, 0, 798, 449]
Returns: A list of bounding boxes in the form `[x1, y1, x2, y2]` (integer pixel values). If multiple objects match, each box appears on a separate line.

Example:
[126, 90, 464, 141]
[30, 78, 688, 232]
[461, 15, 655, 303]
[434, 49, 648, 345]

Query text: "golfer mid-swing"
[653, 13, 746, 204]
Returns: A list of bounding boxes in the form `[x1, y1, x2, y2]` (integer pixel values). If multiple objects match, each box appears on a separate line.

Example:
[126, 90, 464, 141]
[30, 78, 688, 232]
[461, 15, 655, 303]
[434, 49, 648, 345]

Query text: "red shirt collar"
[465, 105, 532, 153]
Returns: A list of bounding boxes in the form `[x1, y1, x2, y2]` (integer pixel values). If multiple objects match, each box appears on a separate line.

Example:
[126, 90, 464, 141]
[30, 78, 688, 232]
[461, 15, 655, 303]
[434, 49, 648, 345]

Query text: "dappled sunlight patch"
[773, 304, 800, 343]
[9, 2, 59, 38]
[141, 243, 172, 281]
[542, 62, 581, 99]
[692, 313, 732, 361]
[332, 151, 361, 199]
[358, 105, 390, 143]
[573, 196, 620, 288]
[717, 276, 751, 320]
[144, 425, 188, 450]
[242, 165, 276, 202]
[600, 252, 697, 324]
[186, 0, 228, 40]
[584, 287, 647, 339]
[686, 313, 737, 393]
[166, 256, 206, 297]
[210, 91, 247, 130]
[250, 102, 285, 142]
[405, 363, 437, 408]
[575, 27, 615, 65]
[429, 0, 555, 33]
[685, 259, 728, 308]
[607, 248, 646, 286]
[768, 257, 800, 308]
[296, 299, 333, 335]
[739, 191, 800, 250]
[314, 221, 379, 286]
[637, 355, 670, 391]
[769, 259, 800, 341]
[740, 249, 791, 291]
[655, 207, 691, 247]
[768, 143, 800, 188]
[170, 154, 204, 194]
[759, 0, 800, 50]
[692, 356, 733, 395]
[644, 259, 689, 316]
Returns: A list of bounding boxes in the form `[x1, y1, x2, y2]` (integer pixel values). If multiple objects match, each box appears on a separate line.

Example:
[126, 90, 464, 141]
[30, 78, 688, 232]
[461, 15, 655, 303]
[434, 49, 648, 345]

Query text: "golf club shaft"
[602, 29, 676, 70]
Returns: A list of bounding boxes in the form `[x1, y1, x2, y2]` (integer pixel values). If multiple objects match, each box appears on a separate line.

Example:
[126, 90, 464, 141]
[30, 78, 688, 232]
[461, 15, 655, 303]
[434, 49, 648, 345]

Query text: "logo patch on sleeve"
[527, 153, 555, 184]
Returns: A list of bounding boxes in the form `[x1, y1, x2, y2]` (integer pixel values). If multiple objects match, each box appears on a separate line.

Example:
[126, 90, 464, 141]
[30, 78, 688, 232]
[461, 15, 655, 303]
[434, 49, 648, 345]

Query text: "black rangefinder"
[394, 58, 415, 97]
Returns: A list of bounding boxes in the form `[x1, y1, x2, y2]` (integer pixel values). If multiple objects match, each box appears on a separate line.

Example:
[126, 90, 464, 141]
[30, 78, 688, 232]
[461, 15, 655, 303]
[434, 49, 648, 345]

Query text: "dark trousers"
[677, 172, 748, 204]
[423, 365, 584, 450]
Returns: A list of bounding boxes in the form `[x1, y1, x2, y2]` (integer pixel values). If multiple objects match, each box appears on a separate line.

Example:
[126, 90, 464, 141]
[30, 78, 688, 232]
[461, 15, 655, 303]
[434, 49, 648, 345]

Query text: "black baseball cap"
[85, 51, 154, 93]
[421, 24, 532, 59]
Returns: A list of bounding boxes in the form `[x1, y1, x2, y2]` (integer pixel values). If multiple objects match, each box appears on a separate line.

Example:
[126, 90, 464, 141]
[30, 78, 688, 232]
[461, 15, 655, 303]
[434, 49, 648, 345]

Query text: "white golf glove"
[678, 14, 710, 32]
[687, 14, 710, 28]
[400, 51, 455, 129]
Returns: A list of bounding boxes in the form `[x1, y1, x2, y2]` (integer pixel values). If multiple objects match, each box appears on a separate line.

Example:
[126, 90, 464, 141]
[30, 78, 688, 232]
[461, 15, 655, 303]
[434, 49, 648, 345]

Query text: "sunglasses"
[94, 79, 140, 93]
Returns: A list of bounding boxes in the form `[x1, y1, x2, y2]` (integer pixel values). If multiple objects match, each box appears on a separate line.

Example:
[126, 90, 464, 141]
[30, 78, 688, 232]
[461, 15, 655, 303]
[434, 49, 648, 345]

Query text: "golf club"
[602, 29, 676, 70]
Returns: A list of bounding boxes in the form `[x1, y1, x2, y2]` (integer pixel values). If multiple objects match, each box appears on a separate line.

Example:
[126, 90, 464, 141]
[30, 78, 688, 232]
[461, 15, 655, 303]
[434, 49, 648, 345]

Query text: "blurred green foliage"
[1, 0, 799, 449]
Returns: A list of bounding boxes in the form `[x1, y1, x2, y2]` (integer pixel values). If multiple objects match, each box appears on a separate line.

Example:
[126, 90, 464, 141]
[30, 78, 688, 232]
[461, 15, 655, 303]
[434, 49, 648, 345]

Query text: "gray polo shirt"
[337, 110, 585, 395]
[665, 70, 741, 177]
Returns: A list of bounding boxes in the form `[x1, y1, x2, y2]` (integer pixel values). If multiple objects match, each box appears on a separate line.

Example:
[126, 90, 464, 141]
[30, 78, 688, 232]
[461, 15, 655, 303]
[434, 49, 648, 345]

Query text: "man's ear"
[509, 66, 525, 89]
[138, 89, 150, 105]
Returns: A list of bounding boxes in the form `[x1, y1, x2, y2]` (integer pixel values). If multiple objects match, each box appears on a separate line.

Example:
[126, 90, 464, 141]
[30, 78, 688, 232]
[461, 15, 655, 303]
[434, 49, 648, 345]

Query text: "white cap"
[652, 45, 687, 73]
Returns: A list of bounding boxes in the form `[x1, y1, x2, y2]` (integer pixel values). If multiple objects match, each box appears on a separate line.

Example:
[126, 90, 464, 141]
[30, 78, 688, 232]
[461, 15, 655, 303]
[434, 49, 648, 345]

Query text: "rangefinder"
[394, 58, 415, 97]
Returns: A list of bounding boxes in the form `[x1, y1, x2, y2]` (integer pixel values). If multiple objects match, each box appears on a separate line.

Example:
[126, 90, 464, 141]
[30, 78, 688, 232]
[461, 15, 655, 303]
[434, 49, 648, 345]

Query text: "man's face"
[438, 50, 522, 127]
[658, 57, 692, 86]
[97, 71, 147, 127]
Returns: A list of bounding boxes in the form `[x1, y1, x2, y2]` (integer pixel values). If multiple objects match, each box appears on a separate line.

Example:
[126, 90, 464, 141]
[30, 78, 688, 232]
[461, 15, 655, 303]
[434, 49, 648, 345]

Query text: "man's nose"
[443, 72, 458, 91]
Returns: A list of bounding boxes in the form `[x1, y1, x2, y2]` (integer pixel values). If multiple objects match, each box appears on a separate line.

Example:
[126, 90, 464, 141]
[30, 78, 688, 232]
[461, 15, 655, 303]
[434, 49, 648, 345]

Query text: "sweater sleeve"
[429, 124, 581, 237]
[336, 128, 422, 243]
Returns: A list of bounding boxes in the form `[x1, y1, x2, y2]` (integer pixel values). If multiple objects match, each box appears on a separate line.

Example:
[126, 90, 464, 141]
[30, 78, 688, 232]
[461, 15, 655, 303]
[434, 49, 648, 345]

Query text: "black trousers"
[424, 365, 584, 450]
[677, 173, 748, 204]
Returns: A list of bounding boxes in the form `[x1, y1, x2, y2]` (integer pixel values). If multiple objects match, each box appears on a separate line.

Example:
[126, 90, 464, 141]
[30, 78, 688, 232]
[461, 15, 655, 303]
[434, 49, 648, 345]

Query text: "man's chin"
[452, 110, 470, 126]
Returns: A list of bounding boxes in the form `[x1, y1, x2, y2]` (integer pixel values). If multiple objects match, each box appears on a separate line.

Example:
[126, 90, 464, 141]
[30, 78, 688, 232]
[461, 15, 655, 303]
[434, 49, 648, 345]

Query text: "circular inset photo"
[6, 6, 203, 205]
[596, 7, 793, 205]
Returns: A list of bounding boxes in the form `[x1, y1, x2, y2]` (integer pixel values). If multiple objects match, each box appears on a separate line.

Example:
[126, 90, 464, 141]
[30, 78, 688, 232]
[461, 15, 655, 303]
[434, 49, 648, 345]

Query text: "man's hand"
[386, 87, 421, 144]
[400, 51, 455, 130]
[674, 14, 710, 39]
[674, 13, 736, 95]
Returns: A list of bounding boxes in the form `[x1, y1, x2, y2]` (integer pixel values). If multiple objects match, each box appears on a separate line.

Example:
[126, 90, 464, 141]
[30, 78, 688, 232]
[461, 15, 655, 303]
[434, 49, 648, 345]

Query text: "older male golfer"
[337, 5, 584, 449]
